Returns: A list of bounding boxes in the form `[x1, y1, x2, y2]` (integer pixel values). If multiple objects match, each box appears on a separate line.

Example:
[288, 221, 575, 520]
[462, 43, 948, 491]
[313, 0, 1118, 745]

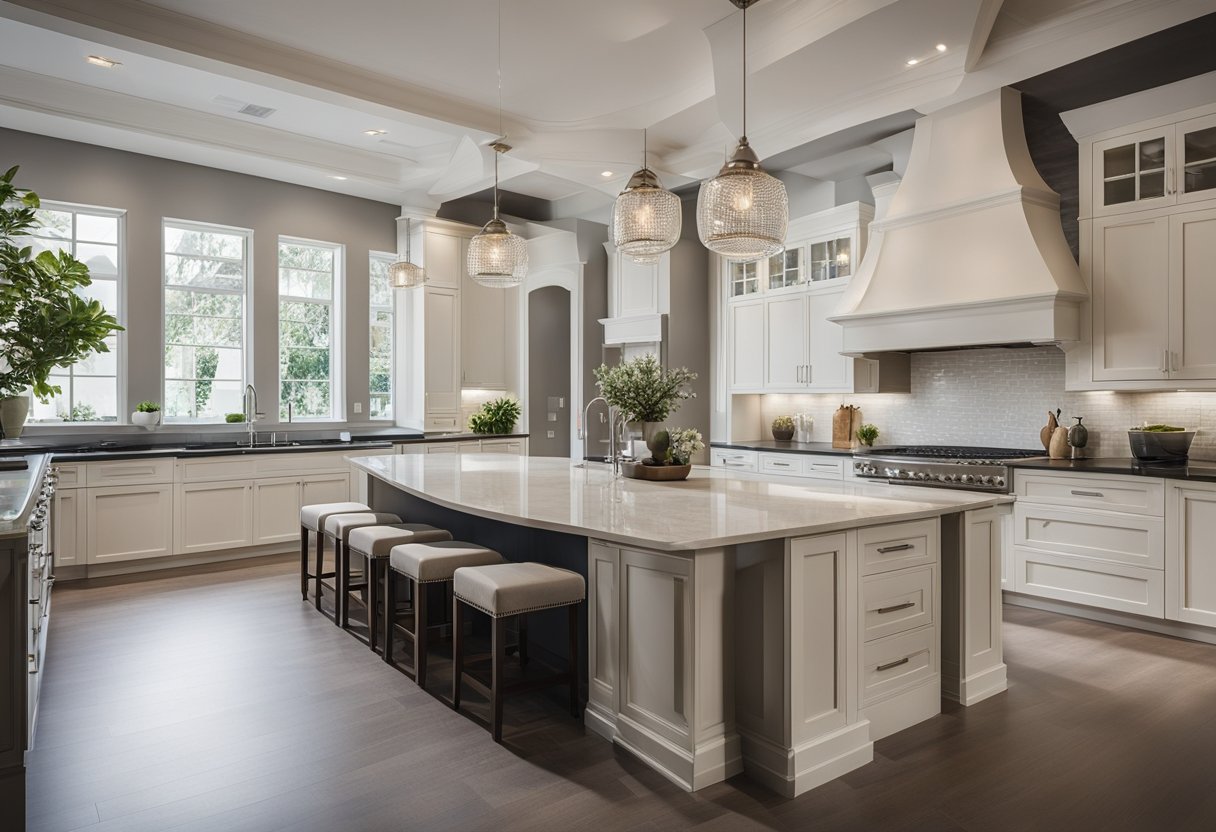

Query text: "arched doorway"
[527, 285, 571, 457]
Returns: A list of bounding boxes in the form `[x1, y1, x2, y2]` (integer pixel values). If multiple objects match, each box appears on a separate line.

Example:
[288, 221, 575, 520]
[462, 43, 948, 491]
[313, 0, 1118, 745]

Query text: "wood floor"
[27, 555, 1216, 832]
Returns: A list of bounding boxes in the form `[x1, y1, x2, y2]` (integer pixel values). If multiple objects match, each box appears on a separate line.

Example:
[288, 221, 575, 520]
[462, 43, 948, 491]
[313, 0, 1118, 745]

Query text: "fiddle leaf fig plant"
[0, 166, 123, 401]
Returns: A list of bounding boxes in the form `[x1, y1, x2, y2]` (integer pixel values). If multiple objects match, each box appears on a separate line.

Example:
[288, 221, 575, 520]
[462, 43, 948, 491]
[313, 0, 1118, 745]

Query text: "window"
[768, 247, 803, 289]
[279, 238, 342, 420]
[368, 253, 395, 420]
[24, 203, 124, 423]
[163, 221, 250, 422]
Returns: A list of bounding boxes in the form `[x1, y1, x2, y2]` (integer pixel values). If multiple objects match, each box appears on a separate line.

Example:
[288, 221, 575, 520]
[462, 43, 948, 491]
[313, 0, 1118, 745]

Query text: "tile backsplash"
[757, 346, 1216, 459]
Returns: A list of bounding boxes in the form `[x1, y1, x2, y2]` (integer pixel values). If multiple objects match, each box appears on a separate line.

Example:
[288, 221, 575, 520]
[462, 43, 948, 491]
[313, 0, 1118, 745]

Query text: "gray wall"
[2, 127, 399, 426]
[527, 286, 571, 456]
[581, 240, 610, 454]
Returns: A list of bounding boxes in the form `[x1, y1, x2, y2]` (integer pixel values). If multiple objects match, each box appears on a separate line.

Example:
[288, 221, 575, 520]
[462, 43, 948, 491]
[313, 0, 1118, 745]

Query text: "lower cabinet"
[1166, 481, 1216, 627]
[174, 481, 255, 555]
[86, 484, 174, 564]
[253, 478, 303, 546]
[300, 474, 351, 507]
[52, 488, 84, 568]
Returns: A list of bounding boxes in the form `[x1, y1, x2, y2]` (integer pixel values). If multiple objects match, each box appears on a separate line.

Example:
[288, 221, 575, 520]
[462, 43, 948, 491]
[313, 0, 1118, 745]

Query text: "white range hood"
[830, 87, 1088, 354]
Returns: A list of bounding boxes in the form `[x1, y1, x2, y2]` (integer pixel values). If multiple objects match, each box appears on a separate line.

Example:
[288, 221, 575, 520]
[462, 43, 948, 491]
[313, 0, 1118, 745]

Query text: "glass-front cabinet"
[767, 248, 803, 290]
[728, 260, 761, 298]
[1180, 113, 1216, 205]
[808, 236, 851, 282]
[1091, 113, 1216, 217]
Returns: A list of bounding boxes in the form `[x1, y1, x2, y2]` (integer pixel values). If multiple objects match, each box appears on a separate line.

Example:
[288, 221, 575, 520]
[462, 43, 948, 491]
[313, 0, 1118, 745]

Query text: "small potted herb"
[772, 415, 795, 441]
[856, 423, 879, 447]
[468, 397, 521, 435]
[225, 412, 246, 423]
[132, 401, 161, 429]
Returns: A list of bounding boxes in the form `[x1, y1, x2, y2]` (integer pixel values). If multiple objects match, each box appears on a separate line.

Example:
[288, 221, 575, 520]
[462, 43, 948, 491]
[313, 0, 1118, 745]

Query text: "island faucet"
[243, 384, 265, 447]
[580, 396, 610, 463]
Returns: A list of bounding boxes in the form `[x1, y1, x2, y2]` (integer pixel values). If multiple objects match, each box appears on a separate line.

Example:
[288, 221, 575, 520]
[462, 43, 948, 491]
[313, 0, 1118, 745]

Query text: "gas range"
[852, 445, 1045, 493]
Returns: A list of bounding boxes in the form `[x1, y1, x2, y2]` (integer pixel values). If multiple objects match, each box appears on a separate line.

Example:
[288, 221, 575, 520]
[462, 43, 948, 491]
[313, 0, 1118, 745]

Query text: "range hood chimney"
[830, 88, 1088, 354]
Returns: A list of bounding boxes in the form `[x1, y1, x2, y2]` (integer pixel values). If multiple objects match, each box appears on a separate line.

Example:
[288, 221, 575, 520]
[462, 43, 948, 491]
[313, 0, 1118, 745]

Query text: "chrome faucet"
[243, 384, 265, 447]
[580, 396, 610, 464]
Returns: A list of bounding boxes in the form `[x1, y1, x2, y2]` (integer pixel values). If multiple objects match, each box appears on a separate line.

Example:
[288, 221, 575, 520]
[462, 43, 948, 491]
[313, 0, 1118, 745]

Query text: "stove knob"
[898, 470, 911, 479]
[961, 474, 975, 484]
[915, 472, 928, 480]
[980, 476, 993, 486]
[994, 476, 1006, 489]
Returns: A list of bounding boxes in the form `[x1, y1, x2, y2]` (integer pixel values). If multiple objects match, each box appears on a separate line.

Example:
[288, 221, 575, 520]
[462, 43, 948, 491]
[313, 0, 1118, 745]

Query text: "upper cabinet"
[1091, 112, 1216, 218]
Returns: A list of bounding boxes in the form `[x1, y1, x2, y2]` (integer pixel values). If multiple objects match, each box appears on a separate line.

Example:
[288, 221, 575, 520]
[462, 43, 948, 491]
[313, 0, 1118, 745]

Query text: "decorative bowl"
[1128, 429, 1196, 462]
[620, 461, 692, 481]
[772, 428, 795, 441]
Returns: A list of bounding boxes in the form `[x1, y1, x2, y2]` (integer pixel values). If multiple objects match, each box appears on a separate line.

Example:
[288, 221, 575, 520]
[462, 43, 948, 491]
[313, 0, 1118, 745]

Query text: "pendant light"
[696, 0, 788, 262]
[388, 217, 425, 289]
[467, 0, 527, 287]
[611, 129, 681, 264]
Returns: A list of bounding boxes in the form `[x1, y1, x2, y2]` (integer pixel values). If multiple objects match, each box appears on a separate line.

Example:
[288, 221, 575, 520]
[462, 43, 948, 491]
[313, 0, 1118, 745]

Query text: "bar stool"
[451, 562, 585, 742]
[299, 501, 371, 608]
[384, 541, 505, 689]
[322, 511, 402, 626]
[346, 523, 454, 652]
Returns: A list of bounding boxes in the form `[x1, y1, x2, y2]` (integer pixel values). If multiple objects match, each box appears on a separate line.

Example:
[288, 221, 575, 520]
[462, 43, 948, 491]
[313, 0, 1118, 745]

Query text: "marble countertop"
[353, 454, 1011, 552]
[0, 454, 48, 540]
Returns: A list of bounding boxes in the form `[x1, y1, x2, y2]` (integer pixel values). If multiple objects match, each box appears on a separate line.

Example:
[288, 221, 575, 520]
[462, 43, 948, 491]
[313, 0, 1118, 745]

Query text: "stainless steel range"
[852, 446, 1045, 493]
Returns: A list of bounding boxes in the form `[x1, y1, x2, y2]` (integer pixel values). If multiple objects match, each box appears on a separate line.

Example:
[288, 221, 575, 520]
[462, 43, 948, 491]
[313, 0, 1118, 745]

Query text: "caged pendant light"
[467, 0, 527, 287]
[611, 129, 681, 263]
[388, 216, 425, 289]
[697, 0, 788, 262]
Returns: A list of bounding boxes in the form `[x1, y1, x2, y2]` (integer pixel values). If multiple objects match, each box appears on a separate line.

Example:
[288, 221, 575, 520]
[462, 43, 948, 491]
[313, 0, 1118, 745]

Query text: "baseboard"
[738, 721, 874, 798]
[60, 544, 295, 580]
[942, 663, 1007, 706]
[861, 679, 940, 741]
[1003, 592, 1216, 646]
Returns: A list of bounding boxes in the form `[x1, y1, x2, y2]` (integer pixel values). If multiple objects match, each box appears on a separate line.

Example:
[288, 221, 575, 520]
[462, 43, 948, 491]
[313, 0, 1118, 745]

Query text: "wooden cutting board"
[832, 405, 858, 449]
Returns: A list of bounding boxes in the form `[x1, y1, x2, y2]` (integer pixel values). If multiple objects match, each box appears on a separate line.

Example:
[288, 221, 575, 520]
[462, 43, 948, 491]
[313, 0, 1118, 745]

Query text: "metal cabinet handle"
[876, 543, 914, 554]
[876, 601, 916, 615]
[876, 657, 910, 672]
[807, 364, 813, 384]
[1070, 489, 1104, 498]
[1162, 348, 1170, 375]
[1171, 351, 1179, 372]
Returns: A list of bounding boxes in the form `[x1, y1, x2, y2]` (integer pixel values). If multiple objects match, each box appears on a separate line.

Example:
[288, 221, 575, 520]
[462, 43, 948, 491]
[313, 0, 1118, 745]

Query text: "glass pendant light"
[697, 0, 788, 262]
[612, 129, 681, 263]
[388, 217, 425, 289]
[467, 0, 527, 288]
[467, 141, 528, 287]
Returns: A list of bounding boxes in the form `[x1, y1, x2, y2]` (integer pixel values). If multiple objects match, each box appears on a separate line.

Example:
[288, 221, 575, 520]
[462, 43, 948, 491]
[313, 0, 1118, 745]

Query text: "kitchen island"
[352, 453, 1013, 797]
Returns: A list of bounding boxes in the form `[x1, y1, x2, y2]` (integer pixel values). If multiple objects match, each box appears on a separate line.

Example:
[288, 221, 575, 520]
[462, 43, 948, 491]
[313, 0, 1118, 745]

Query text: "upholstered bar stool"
[384, 541, 505, 689]
[451, 562, 585, 742]
[322, 511, 402, 626]
[299, 501, 371, 608]
[346, 524, 454, 652]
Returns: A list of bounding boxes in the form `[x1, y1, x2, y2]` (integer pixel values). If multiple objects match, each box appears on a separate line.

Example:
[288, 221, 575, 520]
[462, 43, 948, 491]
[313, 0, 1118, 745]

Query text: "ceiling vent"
[238, 103, 276, 119]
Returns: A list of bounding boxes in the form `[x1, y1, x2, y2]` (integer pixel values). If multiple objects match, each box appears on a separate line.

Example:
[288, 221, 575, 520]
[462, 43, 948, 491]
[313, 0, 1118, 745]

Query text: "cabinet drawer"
[759, 453, 801, 476]
[52, 463, 82, 488]
[803, 455, 845, 481]
[426, 414, 460, 431]
[862, 566, 935, 642]
[1014, 547, 1165, 618]
[710, 448, 758, 472]
[1013, 503, 1164, 568]
[1014, 471, 1163, 516]
[861, 626, 936, 705]
[860, 519, 937, 575]
[85, 458, 174, 486]
[480, 439, 523, 455]
[177, 456, 258, 483]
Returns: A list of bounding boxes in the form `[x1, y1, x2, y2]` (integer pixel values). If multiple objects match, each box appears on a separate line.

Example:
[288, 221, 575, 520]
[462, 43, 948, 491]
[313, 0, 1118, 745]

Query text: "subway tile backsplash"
[758, 346, 1216, 459]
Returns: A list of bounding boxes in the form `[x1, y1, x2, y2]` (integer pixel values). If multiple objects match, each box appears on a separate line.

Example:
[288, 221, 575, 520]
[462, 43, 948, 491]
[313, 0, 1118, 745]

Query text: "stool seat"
[348, 523, 452, 557]
[324, 512, 402, 540]
[390, 541, 504, 584]
[300, 502, 370, 532]
[454, 562, 585, 618]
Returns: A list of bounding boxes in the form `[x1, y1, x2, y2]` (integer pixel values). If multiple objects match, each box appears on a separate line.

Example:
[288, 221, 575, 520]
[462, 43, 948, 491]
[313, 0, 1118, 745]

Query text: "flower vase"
[628, 421, 668, 462]
[0, 395, 30, 439]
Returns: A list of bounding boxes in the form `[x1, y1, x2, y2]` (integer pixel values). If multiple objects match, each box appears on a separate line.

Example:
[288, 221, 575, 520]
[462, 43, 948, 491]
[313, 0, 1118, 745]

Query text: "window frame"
[368, 250, 396, 422]
[277, 236, 345, 422]
[24, 200, 127, 426]
[161, 217, 254, 424]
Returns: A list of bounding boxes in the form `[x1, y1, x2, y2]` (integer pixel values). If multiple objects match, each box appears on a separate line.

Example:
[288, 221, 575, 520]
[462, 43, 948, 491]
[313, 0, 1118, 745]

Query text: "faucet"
[243, 384, 265, 447]
[580, 396, 610, 463]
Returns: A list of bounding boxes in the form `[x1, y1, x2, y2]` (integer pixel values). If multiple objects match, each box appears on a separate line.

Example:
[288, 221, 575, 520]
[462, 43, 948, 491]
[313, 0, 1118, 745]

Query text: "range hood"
[830, 88, 1088, 354]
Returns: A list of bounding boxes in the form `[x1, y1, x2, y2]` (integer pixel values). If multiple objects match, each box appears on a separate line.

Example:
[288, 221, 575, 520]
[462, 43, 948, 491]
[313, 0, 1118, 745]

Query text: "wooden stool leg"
[518, 614, 529, 667]
[568, 604, 580, 718]
[367, 556, 380, 653]
[383, 568, 395, 664]
[451, 598, 464, 709]
[299, 527, 309, 601]
[414, 579, 429, 689]
[336, 538, 347, 627]
[314, 532, 326, 611]
[491, 615, 507, 743]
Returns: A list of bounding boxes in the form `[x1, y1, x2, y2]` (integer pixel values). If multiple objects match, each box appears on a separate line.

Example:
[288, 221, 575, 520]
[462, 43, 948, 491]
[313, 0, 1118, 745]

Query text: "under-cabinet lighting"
[329, 175, 348, 180]
[86, 55, 121, 68]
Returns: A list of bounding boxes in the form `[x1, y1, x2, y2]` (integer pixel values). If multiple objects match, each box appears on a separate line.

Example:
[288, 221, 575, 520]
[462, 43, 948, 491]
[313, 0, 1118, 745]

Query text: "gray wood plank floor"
[26, 554, 1216, 832]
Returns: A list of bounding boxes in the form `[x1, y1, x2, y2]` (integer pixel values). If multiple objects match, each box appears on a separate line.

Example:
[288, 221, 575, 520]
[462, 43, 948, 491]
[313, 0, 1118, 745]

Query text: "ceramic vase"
[0, 395, 30, 439]
[132, 411, 161, 430]
[628, 421, 668, 461]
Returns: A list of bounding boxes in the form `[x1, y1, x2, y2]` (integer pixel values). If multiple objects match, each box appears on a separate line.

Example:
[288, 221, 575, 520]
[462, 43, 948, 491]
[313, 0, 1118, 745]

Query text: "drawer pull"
[876, 601, 916, 615]
[876, 543, 914, 554]
[770, 462, 791, 468]
[876, 657, 910, 672]
[1070, 489, 1105, 498]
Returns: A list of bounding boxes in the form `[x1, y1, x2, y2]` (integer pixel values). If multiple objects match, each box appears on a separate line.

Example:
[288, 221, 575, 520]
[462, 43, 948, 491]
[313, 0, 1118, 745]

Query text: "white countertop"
[352, 454, 1012, 552]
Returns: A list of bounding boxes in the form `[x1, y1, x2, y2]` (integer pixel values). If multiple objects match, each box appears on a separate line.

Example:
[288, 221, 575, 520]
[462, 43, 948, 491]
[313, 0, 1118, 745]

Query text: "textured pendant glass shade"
[612, 167, 681, 262]
[468, 217, 528, 288]
[697, 137, 788, 262]
[387, 259, 425, 289]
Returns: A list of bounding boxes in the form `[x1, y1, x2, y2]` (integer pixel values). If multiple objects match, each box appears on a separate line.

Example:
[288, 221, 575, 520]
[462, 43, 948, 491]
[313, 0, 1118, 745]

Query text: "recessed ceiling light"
[85, 55, 121, 68]
[329, 175, 348, 181]
[601, 170, 614, 178]
[936, 43, 947, 52]
[363, 129, 387, 136]
[906, 58, 919, 66]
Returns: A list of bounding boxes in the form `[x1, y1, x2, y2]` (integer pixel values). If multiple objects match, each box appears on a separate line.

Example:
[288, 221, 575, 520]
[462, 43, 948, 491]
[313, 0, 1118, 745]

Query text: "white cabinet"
[805, 287, 852, 391]
[52, 488, 84, 568]
[86, 484, 174, 564]
[175, 481, 254, 555]
[1168, 207, 1216, 379]
[607, 247, 664, 317]
[763, 294, 808, 389]
[423, 286, 461, 428]
[1178, 113, 1216, 205]
[253, 478, 302, 546]
[461, 260, 517, 390]
[300, 473, 350, 506]
[422, 227, 463, 288]
[479, 438, 524, 455]
[1091, 214, 1171, 381]
[728, 299, 765, 391]
[1090, 113, 1216, 217]
[1166, 482, 1216, 627]
[709, 448, 758, 472]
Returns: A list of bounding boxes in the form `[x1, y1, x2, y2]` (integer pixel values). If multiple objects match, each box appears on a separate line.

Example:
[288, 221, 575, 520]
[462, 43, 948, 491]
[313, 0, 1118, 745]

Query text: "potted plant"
[772, 415, 795, 441]
[856, 423, 879, 447]
[225, 413, 246, 423]
[468, 396, 521, 435]
[132, 401, 161, 429]
[0, 166, 123, 438]
[593, 354, 697, 457]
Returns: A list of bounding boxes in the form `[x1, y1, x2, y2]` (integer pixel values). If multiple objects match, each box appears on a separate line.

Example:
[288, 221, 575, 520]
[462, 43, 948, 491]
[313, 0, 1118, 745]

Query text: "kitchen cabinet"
[300, 473, 351, 506]
[1167, 207, 1216, 379]
[175, 481, 254, 555]
[1178, 112, 1216, 205]
[86, 484, 174, 564]
[422, 226, 463, 289]
[253, 477, 302, 546]
[423, 286, 461, 429]
[461, 256, 517, 390]
[728, 299, 765, 391]
[607, 247, 664, 317]
[52, 487, 84, 568]
[763, 294, 808, 389]
[1090, 112, 1216, 217]
[1166, 481, 1216, 627]
[805, 286, 852, 391]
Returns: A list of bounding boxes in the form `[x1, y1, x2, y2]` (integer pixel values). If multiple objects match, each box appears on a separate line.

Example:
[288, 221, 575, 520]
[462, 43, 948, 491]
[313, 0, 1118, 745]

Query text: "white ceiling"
[0, 0, 1211, 220]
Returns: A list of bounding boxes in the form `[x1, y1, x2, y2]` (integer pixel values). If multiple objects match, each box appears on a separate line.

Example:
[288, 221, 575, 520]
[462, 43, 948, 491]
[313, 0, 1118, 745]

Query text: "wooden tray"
[620, 462, 692, 481]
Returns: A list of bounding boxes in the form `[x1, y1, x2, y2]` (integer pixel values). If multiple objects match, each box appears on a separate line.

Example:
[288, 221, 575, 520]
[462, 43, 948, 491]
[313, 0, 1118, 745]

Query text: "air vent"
[238, 103, 276, 119]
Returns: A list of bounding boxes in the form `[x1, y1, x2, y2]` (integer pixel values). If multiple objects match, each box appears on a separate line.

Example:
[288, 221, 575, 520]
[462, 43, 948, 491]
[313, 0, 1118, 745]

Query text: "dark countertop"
[711, 440, 854, 456]
[1008, 456, 1216, 483]
[397, 432, 530, 444]
[46, 440, 394, 463]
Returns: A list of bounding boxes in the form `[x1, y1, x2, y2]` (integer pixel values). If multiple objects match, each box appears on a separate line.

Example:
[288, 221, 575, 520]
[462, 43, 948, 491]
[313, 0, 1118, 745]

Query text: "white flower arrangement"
[665, 427, 704, 465]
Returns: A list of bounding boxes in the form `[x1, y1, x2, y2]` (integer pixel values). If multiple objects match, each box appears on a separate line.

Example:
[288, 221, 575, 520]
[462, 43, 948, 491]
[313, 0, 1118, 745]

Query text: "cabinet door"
[1092, 127, 1175, 217]
[1166, 483, 1216, 627]
[175, 482, 254, 555]
[461, 269, 511, 389]
[423, 229, 462, 288]
[254, 477, 302, 546]
[1177, 113, 1216, 206]
[729, 299, 765, 391]
[52, 489, 84, 568]
[86, 484, 174, 564]
[480, 439, 523, 455]
[424, 443, 460, 455]
[764, 294, 808, 389]
[615, 253, 660, 317]
[424, 286, 461, 415]
[1091, 214, 1170, 381]
[805, 288, 851, 392]
[1168, 208, 1216, 379]
[301, 474, 350, 506]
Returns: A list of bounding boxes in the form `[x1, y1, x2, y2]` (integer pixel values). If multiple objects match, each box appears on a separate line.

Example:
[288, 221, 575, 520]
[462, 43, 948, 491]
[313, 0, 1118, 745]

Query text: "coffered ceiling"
[0, 0, 1211, 221]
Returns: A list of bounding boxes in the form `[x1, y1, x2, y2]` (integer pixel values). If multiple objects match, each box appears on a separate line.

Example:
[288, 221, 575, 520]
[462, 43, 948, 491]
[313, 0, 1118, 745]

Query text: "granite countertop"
[353, 454, 1009, 552]
[1008, 456, 1216, 483]
[710, 440, 854, 456]
[0, 454, 48, 539]
[44, 439, 394, 463]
